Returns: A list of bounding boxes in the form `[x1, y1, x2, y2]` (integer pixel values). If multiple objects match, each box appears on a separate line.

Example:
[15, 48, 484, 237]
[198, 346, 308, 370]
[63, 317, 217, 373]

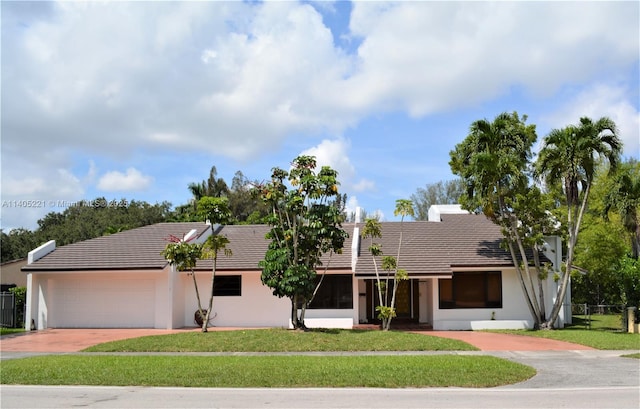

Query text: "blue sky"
[2, 1, 639, 231]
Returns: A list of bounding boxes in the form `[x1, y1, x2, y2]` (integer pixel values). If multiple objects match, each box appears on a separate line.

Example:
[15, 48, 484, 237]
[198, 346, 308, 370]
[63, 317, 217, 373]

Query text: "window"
[438, 271, 502, 309]
[213, 275, 241, 296]
[308, 274, 353, 309]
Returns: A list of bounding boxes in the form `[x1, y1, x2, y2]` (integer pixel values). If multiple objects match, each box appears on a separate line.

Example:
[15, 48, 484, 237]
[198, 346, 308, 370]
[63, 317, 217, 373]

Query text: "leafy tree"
[180, 168, 269, 224]
[161, 236, 205, 329]
[536, 116, 622, 327]
[411, 179, 465, 220]
[603, 160, 640, 259]
[8, 286, 26, 327]
[1, 228, 38, 262]
[619, 256, 640, 307]
[450, 112, 551, 328]
[572, 213, 628, 305]
[256, 155, 348, 330]
[227, 171, 269, 224]
[571, 162, 633, 306]
[361, 199, 413, 331]
[197, 196, 232, 225]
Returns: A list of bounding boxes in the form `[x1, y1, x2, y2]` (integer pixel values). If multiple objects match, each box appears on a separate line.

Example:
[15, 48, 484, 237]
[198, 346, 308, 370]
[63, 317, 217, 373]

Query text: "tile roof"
[22, 215, 529, 275]
[354, 214, 515, 277]
[22, 222, 211, 271]
[194, 224, 354, 271]
[22, 222, 354, 272]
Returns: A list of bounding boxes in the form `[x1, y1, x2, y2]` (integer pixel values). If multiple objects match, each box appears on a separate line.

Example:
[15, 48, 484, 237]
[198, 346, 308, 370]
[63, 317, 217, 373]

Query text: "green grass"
[0, 328, 24, 336]
[84, 328, 477, 352]
[0, 355, 534, 388]
[622, 353, 640, 359]
[494, 317, 640, 350]
[571, 314, 624, 331]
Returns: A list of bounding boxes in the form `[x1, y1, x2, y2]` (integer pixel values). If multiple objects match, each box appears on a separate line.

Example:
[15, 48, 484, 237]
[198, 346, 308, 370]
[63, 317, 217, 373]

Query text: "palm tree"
[450, 112, 545, 327]
[188, 166, 230, 212]
[536, 116, 622, 328]
[603, 161, 640, 259]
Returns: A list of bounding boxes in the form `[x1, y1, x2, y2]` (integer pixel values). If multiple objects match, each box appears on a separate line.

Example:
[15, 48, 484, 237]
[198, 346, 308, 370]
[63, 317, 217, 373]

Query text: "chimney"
[427, 204, 469, 222]
[28, 240, 56, 264]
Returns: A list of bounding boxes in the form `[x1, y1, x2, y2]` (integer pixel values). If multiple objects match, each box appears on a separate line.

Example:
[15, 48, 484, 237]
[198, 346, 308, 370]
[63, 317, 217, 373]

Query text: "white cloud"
[301, 138, 354, 179]
[542, 83, 640, 158]
[4, 1, 636, 162]
[97, 168, 153, 192]
[352, 179, 375, 192]
[300, 138, 376, 194]
[1, 166, 85, 230]
[347, 2, 638, 116]
[344, 195, 360, 217]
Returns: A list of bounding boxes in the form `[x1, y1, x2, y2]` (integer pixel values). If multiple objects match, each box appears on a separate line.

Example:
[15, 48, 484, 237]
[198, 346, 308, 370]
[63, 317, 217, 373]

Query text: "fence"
[0, 292, 16, 328]
[571, 303, 627, 331]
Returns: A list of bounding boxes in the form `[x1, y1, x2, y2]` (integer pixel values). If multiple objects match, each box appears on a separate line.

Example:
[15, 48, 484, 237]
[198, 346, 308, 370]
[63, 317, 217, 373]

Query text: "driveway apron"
[424, 330, 595, 351]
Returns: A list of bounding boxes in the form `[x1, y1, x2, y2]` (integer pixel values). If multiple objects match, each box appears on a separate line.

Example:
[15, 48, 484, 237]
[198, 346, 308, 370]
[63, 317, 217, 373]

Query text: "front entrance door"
[394, 280, 411, 318]
[366, 279, 417, 322]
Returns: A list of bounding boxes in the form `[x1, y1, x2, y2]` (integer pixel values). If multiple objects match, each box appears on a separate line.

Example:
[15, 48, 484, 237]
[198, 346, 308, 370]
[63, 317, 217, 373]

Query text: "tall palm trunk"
[544, 184, 590, 328]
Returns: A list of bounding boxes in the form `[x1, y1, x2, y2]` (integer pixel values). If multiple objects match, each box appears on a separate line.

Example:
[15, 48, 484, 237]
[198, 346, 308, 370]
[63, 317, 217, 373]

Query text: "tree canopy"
[255, 155, 348, 330]
[450, 111, 551, 328]
[536, 116, 622, 327]
[411, 179, 464, 220]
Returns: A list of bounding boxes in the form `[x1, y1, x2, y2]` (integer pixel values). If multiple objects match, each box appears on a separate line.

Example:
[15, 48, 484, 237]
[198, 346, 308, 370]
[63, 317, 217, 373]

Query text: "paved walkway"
[0, 327, 593, 353]
[424, 330, 594, 351]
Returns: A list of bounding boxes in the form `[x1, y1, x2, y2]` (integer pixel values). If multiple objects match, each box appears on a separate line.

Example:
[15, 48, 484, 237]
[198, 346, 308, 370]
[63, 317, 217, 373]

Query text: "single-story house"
[22, 205, 570, 331]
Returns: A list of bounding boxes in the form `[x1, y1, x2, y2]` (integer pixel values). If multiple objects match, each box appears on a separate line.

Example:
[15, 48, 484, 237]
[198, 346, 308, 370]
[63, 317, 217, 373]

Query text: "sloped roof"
[194, 224, 354, 271]
[354, 214, 514, 277]
[22, 222, 211, 271]
[21, 216, 526, 275]
[22, 222, 354, 272]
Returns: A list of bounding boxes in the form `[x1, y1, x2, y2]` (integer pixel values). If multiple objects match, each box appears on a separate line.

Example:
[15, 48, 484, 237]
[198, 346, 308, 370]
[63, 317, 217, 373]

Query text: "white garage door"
[49, 277, 156, 328]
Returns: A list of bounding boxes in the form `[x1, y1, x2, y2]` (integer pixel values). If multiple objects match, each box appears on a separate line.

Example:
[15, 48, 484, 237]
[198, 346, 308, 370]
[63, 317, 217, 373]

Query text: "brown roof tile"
[195, 224, 354, 271]
[354, 214, 514, 277]
[22, 216, 526, 275]
[22, 222, 211, 271]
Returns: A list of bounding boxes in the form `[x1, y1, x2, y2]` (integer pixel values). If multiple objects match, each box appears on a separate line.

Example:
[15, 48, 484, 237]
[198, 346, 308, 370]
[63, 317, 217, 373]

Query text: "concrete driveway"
[0, 328, 197, 353]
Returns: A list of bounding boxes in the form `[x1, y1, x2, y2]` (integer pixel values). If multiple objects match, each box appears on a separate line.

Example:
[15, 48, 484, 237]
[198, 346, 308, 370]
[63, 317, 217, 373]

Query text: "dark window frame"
[438, 271, 502, 309]
[213, 275, 241, 296]
[307, 274, 353, 310]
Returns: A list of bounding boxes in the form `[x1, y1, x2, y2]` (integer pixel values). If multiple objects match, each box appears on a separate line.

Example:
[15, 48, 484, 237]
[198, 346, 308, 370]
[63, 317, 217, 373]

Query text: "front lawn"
[84, 328, 477, 352]
[495, 326, 640, 350]
[0, 355, 534, 388]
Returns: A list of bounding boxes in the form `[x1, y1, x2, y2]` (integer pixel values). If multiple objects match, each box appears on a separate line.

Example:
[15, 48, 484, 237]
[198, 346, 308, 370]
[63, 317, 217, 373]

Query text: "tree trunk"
[385, 278, 399, 331]
[203, 257, 217, 333]
[633, 222, 640, 260]
[532, 248, 546, 322]
[190, 270, 206, 332]
[506, 238, 541, 328]
[290, 297, 298, 329]
[544, 184, 590, 328]
[512, 221, 542, 324]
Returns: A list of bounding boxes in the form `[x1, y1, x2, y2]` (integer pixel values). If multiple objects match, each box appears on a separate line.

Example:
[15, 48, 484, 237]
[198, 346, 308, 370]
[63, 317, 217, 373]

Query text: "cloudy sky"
[2, 1, 639, 231]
